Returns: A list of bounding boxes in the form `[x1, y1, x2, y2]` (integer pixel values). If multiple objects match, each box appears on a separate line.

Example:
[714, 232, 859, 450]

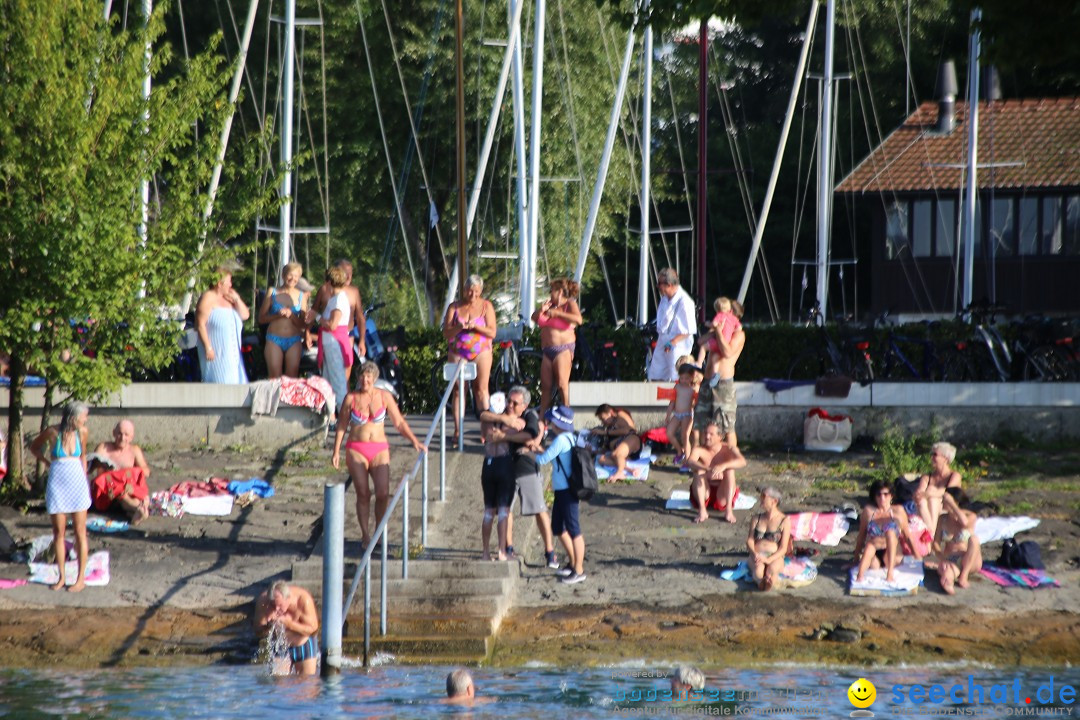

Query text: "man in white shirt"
[647, 268, 697, 381]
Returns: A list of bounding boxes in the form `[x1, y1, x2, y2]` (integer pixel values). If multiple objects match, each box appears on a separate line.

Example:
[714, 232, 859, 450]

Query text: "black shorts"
[551, 489, 581, 538]
[481, 455, 516, 509]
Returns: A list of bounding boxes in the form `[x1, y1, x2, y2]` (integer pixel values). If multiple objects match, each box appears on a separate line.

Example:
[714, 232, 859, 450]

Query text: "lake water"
[0, 662, 1076, 718]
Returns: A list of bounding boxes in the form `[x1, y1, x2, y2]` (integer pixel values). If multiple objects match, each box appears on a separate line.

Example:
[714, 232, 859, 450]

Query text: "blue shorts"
[551, 489, 581, 539]
[267, 333, 303, 353]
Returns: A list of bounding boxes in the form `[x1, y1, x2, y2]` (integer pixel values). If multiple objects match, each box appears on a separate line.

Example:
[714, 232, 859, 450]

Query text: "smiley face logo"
[847, 678, 877, 709]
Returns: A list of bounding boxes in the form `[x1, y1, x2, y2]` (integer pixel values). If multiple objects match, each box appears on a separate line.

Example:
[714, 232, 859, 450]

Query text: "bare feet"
[608, 472, 626, 482]
[886, 571, 896, 583]
[497, 552, 507, 561]
[724, 512, 737, 524]
[50, 579, 66, 591]
[692, 514, 708, 524]
[761, 575, 774, 592]
[68, 580, 86, 593]
[855, 573, 865, 583]
[957, 573, 970, 588]
[481, 553, 492, 562]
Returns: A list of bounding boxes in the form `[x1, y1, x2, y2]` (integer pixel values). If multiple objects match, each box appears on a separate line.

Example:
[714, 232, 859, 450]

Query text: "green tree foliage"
[0, 0, 271, 484]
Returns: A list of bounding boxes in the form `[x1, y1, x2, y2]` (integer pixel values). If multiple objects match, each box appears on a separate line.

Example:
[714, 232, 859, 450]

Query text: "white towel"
[29, 550, 110, 587]
[249, 379, 283, 417]
[974, 516, 1041, 544]
[665, 489, 756, 511]
[181, 494, 235, 516]
[849, 556, 923, 595]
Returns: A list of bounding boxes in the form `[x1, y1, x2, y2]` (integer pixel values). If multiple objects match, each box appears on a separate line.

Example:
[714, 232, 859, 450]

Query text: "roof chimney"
[935, 60, 958, 134]
[981, 66, 1002, 102]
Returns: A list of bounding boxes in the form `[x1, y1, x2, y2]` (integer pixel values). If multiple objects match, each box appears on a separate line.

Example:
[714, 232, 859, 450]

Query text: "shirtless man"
[915, 441, 963, 537]
[685, 422, 746, 524]
[312, 258, 366, 359]
[91, 420, 151, 523]
[253, 580, 320, 675]
[693, 300, 745, 447]
[593, 404, 642, 482]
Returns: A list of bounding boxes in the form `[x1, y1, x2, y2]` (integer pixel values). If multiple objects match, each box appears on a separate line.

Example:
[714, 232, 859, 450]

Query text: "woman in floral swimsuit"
[440, 274, 497, 441]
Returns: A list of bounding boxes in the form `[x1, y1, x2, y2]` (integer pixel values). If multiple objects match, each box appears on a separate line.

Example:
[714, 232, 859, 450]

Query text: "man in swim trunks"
[693, 298, 745, 447]
[685, 422, 746, 524]
[90, 419, 151, 524]
[253, 580, 320, 675]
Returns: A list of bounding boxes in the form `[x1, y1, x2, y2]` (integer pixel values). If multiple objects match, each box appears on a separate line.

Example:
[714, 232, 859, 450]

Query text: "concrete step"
[344, 593, 505, 617]
[344, 634, 490, 659]
[292, 558, 517, 584]
[343, 614, 497, 637]
[383, 577, 509, 597]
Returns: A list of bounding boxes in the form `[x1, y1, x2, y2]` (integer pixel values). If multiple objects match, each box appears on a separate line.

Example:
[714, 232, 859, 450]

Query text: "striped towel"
[787, 512, 850, 546]
[979, 563, 1059, 589]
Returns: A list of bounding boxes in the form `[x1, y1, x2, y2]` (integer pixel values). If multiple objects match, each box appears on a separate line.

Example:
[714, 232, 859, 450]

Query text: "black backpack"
[557, 445, 599, 501]
[998, 538, 1044, 570]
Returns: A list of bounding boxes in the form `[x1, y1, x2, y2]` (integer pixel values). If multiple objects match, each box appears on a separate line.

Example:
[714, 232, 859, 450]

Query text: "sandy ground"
[0, 422, 1078, 668]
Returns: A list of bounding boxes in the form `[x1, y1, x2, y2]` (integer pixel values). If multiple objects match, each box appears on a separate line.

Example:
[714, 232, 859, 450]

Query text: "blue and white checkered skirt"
[45, 458, 91, 514]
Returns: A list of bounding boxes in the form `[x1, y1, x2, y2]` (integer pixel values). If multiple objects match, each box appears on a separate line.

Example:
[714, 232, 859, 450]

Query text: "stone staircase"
[292, 556, 517, 665]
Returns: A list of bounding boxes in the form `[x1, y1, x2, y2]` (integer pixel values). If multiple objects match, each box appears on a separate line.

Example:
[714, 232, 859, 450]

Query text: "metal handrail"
[338, 357, 468, 665]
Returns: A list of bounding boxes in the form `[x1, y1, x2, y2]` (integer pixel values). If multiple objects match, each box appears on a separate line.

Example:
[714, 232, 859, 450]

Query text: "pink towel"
[788, 512, 850, 546]
[169, 478, 231, 498]
[0, 578, 27, 589]
[279, 376, 334, 413]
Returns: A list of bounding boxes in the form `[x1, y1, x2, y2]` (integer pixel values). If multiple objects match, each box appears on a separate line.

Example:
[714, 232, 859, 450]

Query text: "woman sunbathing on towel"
[593, 404, 641, 481]
[930, 487, 982, 594]
[915, 441, 962, 538]
[747, 486, 789, 591]
[332, 361, 425, 549]
[854, 479, 923, 583]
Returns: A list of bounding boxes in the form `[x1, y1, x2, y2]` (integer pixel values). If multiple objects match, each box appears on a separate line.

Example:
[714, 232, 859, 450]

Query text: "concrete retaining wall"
[3, 381, 1079, 450]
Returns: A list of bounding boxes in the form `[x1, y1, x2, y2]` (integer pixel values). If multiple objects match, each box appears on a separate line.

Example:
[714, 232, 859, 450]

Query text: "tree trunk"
[5, 356, 29, 491]
[36, 381, 54, 494]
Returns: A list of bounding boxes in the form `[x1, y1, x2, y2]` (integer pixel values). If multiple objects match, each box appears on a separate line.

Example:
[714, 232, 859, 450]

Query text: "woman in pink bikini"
[440, 274, 497, 440]
[332, 361, 426, 548]
[532, 278, 583, 416]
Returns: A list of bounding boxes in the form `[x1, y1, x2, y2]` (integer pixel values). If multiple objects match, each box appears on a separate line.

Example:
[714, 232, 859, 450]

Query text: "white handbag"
[803, 408, 853, 452]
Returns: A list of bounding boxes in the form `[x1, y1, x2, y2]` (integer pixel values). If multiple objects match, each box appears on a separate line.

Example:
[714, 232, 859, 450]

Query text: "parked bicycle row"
[785, 303, 1080, 383]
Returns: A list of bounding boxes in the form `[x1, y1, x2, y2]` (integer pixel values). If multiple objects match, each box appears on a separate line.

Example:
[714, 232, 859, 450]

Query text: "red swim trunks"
[689, 482, 739, 511]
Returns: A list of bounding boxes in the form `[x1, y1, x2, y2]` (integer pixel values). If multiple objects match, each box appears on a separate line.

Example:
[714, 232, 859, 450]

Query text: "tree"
[0, 0, 271, 486]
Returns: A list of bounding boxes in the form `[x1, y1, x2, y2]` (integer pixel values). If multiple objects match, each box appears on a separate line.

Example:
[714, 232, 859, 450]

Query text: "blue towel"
[227, 478, 275, 498]
[762, 378, 815, 394]
[719, 561, 749, 581]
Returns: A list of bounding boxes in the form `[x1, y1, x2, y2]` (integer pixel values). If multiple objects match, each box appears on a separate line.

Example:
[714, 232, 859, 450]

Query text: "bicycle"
[872, 311, 971, 382]
[786, 304, 874, 383]
[570, 322, 620, 382]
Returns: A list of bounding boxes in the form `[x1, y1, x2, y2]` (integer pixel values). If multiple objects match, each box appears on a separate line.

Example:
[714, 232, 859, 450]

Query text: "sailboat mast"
[961, 8, 981, 310]
[815, 0, 835, 318]
[638, 1, 653, 324]
[279, 0, 296, 270]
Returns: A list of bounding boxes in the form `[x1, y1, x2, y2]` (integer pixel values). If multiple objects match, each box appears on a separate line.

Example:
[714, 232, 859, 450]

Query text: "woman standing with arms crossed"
[257, 262, 310, 379]
[30, 402, 92, 591]
[440, 275, 496, 441]
[532, 278, 583, 417]
[196, 266, 251, 384]
[331, 362, 425, 549]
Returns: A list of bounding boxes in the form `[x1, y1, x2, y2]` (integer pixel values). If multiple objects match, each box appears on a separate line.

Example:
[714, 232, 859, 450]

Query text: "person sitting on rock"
[89, 419, 151, 524]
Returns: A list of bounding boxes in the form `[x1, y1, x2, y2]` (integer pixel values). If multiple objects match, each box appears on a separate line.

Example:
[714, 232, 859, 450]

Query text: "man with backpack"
[534, 405, 587, 584]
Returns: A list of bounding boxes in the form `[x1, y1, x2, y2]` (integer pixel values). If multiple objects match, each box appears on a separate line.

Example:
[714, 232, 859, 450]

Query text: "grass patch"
[813, 477, 862, 493]
[1002, 501, 1035, 515]
[770, 460, 802, 475]
[224, 442, 256, 454]
[285, 449, 317, 466]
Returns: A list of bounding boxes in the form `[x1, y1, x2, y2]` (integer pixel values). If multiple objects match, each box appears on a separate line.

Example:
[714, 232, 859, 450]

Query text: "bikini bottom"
[346, 440, 390, 464]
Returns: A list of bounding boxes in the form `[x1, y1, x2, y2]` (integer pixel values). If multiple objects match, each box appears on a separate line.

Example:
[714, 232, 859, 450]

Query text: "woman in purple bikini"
[532, 278, 582, 417]
[440, 274, 497, 440]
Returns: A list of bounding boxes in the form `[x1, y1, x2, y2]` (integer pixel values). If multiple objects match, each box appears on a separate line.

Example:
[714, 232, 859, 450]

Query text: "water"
[0, 663, 1076, 718]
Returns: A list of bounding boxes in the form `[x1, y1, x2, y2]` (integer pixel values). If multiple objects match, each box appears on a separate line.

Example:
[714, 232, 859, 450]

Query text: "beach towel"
[227, 478, 275, 498]
[787, 512, 850, 546]
[596, 457, 653, 481]
[718, 558, 817, 587]
[180, 494, 234, 516]
[280, 375, 335, 414]
[29, 550, 110, 587]
[90, 467, 149, 512]
[87, 516, 130, 533]
[249, 379, 282, 417]
[28, 534, 74, 564]
[849, 556, 923, 596]
[978, 563, 1060, 589]
[665, 489, 756, 511]
[974, 516, 1041, 544]
[169, 478, 232, 498]
[902, 514, 933, 558]
[0, 579, 27, 589]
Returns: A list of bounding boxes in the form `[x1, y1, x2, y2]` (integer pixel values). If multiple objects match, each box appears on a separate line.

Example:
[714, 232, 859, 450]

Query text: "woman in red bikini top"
[531, 277, 583, 417]
[332, 361, 425, 548]
[440, 274, 497, 441]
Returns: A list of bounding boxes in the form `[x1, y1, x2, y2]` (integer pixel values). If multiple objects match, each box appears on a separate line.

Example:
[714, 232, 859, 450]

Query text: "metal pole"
[512, 0, 531, 313]
[379, 532, 388, 635]
[440, 405, 447, 500]
[637, 5, 653, 324]
[362, 564, 370, 667]
[321, 482, 344, 676]
[280, 0, 296, 271]
[573, 26, 636, 283]
[815, 0, 836, 319]
[526, 0, 547, 324]
[402, 475, 409, 579]
[421, 451, 429, 547]
[457, 371, 465, 451]
[961, 8, 981, 310]
[180, 0, 259, 314]
[697, 18, 707, 313]
[456, 0, 467, 299]
[737, 0, 820, 305]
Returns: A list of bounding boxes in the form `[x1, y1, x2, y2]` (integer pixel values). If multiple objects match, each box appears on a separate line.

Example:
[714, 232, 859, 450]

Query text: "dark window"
[1042, 196, 1062, 254]
[987, 197, 1014, 257]
[936, 198, 956, 258]
[1018, 197, 1038, 255]
[885, 202, 909, 259]
[912, 200, 932, 257]
[1066, 196, 1080, 255]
